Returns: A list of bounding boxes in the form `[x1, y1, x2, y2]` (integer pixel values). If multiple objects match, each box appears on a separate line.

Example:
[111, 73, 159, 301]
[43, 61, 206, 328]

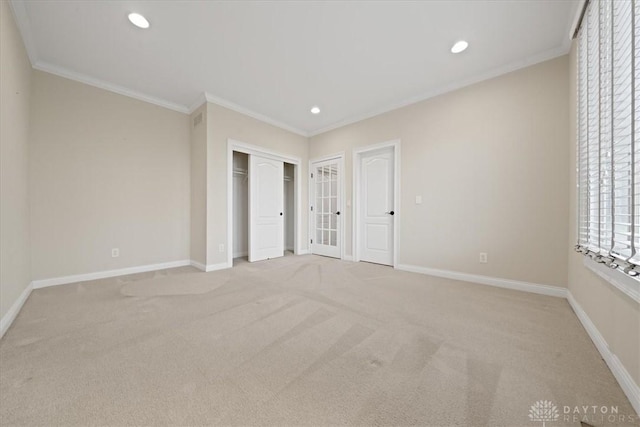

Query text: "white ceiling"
[11, 0, 580, 136]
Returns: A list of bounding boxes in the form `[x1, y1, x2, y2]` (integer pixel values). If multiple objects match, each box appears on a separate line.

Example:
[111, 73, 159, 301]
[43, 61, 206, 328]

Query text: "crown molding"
[33, 42, 568, 139]
[186, 92, 308, 136]
[307, 43, 570, 137]
[202, 92, 309, 137]
[8, 0, 38, 65]
[9, 1, 193, 115]
[33, 61, 190, 114]
[188, 93, 208, 114]
[11, 0, 575, 139]
[308, 2, 578, 137]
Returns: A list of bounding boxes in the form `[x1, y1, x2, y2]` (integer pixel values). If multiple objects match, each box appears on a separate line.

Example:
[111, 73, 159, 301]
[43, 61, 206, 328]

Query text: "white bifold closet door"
[249, 154, 284, 262]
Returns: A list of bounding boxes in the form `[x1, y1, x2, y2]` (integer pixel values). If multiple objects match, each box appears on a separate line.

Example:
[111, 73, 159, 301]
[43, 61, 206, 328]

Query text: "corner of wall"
[189, 102, 208, 265]
[1, 0, 34, 335]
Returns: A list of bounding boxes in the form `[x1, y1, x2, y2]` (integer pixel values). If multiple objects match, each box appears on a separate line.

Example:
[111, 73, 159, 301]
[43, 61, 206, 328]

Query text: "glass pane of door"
[315, 162, 339, 249]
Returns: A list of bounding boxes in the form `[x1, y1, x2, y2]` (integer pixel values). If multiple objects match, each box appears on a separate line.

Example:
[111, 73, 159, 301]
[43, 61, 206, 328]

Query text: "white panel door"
[311, 159, 342, 258]
[249, 155, 284, 262]
[360, 148, 394, 266]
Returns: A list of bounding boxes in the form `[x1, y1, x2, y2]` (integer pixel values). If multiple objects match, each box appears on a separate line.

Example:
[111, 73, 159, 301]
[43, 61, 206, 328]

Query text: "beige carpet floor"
[0, 255, 637, 426]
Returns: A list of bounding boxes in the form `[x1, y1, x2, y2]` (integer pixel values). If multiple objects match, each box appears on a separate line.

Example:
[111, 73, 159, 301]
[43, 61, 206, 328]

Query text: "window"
[576, 0, 640, 277]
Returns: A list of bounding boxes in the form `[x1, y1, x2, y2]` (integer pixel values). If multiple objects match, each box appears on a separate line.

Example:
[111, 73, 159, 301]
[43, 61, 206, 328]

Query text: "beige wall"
[567, 43, 640, 386]
[310, 56, 570, 287]
[1, 1, 32, 320]
[206, 103, 308, 266]
[190, 104, 207, 265]
[29, 71, 191, 280]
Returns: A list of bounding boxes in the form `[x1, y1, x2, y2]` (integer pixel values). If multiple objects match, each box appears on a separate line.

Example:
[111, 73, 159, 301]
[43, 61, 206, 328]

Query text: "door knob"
[385, 211, 395, 215]
[335, 211, 341, 215]
[280, 212, 283, 216]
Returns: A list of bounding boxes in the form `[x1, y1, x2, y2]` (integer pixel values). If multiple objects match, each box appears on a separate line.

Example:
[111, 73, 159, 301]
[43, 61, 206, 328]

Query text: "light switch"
[415, 196, 422, 205]
[347, 200, 351, 208]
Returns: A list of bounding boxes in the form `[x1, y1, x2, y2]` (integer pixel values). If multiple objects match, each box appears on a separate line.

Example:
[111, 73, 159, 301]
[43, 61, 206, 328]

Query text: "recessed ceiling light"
[451, 40, 468, 54]
[310, 106, 321, 114]
[128, 13, 150, 29]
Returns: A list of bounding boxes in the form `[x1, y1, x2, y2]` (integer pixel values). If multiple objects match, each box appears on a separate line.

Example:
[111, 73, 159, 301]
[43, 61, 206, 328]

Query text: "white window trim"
[584, 256, 640, 303]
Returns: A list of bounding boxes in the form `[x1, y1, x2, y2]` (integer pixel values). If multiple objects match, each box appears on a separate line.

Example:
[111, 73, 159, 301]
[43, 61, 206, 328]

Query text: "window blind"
[633, 0, 640, 265]
[599, 0, 612, 255]
[576, 0, 640, 277]
[578, 6, 589, 248]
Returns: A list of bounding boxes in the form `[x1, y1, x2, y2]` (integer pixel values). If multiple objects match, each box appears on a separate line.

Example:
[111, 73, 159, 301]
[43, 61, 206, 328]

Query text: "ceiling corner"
[567, 0, 588, 42]
[203, 92, 309, 138]
[188, 93, 208, 115]
[9, 0, 38, 66]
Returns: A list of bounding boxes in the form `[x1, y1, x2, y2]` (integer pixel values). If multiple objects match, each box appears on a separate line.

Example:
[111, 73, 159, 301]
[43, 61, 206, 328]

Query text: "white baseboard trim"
[205, 262, 230, 272]
[396, 263, 638, 414]
[396, 264, 567, 298]
[190, 260, 207, 271]
[0, 282, 33, 339]
[233, 251, 248, 258]
[31, 260, 192, 289]
[343, 255, 353, 261]
[567, 291, 640, 416]
[297, 249, 310, 255]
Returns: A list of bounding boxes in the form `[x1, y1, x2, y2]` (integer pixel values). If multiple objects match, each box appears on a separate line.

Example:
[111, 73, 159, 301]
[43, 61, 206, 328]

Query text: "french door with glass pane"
[311, 158, 342, 258]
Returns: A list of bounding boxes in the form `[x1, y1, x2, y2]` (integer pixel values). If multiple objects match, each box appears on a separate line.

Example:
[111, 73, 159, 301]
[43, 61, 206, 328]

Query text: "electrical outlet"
[219, 243, 225, 253]
[112, 248, 120, 258]
[415, 195, 422, 205]
[479, 252, 488, 264]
